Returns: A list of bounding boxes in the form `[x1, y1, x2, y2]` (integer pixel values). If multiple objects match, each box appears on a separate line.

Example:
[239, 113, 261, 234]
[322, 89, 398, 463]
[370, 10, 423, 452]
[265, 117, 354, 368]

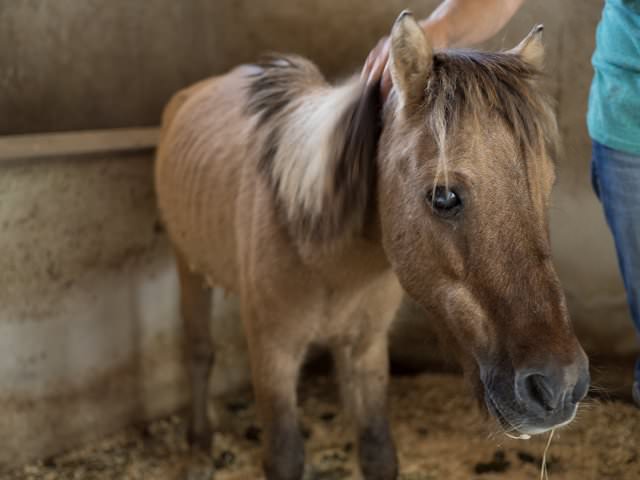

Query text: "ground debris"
[474, 450, 511, 474]
[3, 373, 640, 479]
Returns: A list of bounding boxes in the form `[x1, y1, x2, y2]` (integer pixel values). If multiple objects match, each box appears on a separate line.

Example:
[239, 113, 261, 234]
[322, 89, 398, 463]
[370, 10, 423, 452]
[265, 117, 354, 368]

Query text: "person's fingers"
[377, 38, 390, 68]
[368, 55, 385, 86]
[361, 35, 394, 101]
[361, 36, 389, 81]
[361, 40, 380, 79]
[380, 62, 392, 100]
[369, 42, 390, 84]
[368, 58, 379, 82]
[361, 52, 373, 79]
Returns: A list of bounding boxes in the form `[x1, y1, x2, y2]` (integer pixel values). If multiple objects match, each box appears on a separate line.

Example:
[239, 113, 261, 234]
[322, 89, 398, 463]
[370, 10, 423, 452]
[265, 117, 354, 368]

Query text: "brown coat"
[155, 12, 588, 480]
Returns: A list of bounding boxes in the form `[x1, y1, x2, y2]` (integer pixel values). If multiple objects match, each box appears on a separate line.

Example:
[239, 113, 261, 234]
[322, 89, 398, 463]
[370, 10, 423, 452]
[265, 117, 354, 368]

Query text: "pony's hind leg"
[176, 251, 215, 451]
[333, 336, 397, 480]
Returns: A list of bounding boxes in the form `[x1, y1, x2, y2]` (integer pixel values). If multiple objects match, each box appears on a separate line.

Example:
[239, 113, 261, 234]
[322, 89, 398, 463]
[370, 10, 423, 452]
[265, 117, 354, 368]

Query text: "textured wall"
[1, 0, 634, 466]
[1, 0, 435, 134]
[0, 148, 250, 465]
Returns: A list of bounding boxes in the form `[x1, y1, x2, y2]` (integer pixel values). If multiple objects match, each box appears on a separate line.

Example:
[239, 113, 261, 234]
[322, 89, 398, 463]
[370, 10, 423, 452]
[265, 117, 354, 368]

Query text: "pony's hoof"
[184, 443, 215, 480]
[188, 427, 213, 451]
[184, 458, 215, 480]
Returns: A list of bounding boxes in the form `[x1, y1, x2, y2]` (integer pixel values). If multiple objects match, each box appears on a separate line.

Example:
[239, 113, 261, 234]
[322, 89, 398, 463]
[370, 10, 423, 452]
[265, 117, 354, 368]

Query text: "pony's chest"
[312, 271, 404, 345]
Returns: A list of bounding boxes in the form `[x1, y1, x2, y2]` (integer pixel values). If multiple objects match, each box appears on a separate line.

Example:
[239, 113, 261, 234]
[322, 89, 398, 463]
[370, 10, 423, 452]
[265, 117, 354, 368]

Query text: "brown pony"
[155, 11, 589, 480]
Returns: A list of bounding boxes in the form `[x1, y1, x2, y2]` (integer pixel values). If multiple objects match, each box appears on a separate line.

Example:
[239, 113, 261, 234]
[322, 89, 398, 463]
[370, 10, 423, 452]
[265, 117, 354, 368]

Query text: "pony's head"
[377, 12, 588, 436]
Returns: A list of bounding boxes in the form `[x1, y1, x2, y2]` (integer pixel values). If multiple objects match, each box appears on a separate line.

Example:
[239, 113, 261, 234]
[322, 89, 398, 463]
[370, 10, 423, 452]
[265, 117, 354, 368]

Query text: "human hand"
[362, 20, 440, 101]
[361, 35, 392, 100]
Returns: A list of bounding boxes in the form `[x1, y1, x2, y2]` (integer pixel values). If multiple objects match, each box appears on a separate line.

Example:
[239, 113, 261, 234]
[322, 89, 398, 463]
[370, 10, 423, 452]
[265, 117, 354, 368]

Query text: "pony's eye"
[427, 186, 462, 218]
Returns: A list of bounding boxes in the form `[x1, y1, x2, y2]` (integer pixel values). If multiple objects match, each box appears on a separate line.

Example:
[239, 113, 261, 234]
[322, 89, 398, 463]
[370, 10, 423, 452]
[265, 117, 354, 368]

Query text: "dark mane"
[424, 50, 557, 158]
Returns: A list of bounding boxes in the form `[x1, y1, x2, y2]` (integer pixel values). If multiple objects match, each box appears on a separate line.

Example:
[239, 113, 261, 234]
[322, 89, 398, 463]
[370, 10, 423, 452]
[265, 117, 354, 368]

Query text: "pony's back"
[155, 66, 255, 290]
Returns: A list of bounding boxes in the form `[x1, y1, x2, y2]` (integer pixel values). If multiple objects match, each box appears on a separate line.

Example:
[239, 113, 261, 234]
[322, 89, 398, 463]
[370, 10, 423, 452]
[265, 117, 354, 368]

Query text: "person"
[363, 0, 640, 405]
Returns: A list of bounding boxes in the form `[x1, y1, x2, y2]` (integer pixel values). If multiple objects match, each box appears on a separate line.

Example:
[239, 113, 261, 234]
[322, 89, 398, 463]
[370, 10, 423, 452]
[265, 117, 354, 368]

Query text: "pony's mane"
[423, 50, 558, 185]
[246, 55, 381, 244]
[245, 51, 557, 245]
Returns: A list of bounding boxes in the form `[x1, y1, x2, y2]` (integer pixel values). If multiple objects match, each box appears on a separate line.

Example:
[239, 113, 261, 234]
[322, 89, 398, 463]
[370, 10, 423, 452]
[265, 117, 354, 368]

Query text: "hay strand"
[540, 428, 555, 480]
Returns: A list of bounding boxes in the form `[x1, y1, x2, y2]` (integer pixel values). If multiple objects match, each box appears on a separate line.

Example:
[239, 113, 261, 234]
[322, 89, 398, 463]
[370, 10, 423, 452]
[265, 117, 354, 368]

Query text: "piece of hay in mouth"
[540, 428, 555, 480]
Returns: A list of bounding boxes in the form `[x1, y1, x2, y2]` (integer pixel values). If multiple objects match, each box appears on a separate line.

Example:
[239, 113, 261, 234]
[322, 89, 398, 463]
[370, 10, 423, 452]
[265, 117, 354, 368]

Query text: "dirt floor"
[3, 373, 640, 480]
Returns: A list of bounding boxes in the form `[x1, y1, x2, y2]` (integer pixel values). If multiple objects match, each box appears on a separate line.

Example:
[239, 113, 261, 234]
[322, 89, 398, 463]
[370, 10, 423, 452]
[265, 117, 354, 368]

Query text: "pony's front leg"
[247, 324, 307, 480]
[334, 337, 397, 480]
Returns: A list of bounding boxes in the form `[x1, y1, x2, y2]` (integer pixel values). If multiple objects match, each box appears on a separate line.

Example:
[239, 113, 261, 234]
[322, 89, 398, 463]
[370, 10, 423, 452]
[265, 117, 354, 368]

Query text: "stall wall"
[1, 0, 633, 466]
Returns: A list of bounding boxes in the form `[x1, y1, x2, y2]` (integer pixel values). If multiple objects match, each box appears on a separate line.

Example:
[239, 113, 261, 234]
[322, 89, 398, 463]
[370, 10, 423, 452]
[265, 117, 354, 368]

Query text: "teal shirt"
[588, 0, 640, 155]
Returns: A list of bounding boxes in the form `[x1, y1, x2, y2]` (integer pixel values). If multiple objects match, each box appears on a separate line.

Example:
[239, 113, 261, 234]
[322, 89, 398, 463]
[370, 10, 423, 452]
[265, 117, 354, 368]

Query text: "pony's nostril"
[516, 365, 588, 415]
[524, 373, 557, 412]
[572, 370, 590, 403]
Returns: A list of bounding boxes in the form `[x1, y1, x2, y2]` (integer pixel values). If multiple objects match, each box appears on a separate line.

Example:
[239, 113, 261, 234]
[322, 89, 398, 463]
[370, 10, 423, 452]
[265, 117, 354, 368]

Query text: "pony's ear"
[509, 24, 545, 69]
[389, 10, 432, 110]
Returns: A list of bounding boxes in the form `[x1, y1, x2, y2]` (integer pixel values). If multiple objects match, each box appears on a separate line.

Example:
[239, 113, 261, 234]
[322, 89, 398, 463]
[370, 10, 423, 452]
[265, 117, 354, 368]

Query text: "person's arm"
[420, 0, 525, 49]
[363, 0, 526, 96]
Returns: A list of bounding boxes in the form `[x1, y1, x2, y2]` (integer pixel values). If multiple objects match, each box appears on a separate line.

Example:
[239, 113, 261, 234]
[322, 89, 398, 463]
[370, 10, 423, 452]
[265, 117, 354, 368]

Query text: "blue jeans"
[591, 140, 640, 382]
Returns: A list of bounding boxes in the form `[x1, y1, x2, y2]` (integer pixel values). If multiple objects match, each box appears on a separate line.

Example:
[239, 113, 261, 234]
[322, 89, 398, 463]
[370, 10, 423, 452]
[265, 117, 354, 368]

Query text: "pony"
[155, 11, 589, 480]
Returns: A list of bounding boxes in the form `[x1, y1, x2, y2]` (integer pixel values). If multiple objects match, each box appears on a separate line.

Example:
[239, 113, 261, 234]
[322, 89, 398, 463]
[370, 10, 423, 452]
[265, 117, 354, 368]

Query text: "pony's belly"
[155, 145, 240, 289]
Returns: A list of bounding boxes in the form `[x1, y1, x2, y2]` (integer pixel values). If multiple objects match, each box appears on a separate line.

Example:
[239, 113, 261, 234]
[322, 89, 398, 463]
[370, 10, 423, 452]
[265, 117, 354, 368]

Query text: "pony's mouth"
[486, 395, 532, 440]
[486, 393, 576, 439]
[486, 395, 511, 429]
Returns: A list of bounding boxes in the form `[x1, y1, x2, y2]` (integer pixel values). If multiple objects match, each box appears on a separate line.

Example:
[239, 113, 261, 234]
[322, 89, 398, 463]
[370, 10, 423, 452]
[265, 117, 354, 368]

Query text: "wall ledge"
[0, 127, 160, 163]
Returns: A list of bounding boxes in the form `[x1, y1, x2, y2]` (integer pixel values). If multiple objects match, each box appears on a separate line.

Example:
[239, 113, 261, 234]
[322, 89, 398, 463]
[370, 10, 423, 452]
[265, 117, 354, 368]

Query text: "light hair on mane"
[247, 55, 381, 244]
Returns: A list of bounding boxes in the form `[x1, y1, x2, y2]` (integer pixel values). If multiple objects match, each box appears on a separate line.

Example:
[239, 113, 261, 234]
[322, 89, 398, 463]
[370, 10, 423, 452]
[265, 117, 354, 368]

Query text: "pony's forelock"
[422, 50, 558, 191]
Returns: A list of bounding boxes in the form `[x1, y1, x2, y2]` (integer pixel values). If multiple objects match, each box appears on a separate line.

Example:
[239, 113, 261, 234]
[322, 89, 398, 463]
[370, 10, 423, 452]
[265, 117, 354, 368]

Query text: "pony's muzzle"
[484, 346, 590, 436]
[511, 356, 590, 433]
[515, 366, 589, 415]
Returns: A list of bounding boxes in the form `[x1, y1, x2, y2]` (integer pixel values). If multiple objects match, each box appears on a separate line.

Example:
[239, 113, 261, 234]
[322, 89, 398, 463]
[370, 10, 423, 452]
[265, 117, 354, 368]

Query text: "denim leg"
[591, 140, 640, 382]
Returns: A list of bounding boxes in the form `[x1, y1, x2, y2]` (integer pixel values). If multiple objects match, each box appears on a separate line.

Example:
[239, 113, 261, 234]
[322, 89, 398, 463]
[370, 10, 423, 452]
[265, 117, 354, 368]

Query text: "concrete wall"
[0, 137, 251, 465]
[1, 0, 434, 135]
[0, 151, 183, 460]
[1, 0, 635, 466]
